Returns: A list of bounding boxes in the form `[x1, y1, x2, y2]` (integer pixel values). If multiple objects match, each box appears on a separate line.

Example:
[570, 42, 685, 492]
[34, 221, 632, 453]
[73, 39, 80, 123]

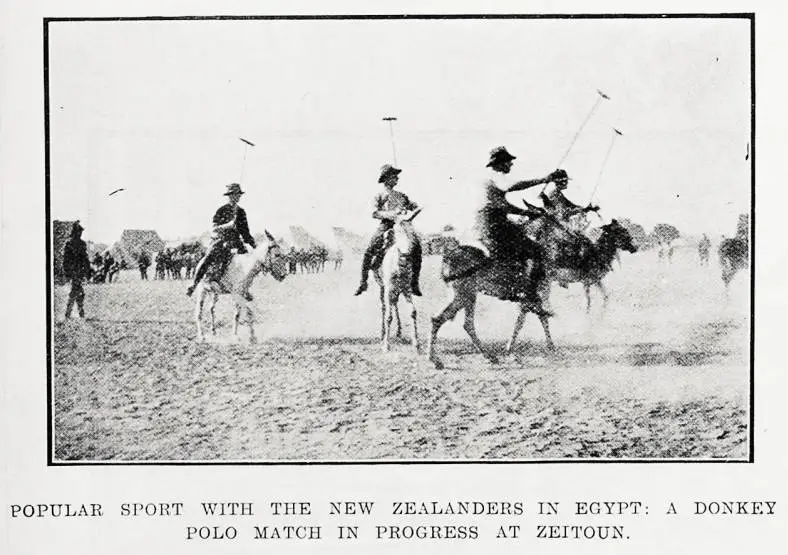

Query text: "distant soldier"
[91, 252, 104, 282]
[62, 221, 92, 319]
[288, 247, 298, 274]
[698, 234, 711, 266]
[186, 183, 256, 296]
[102, 252, 115, 283]
[354, 164, 423, 296]
[138, 251, 151, 280]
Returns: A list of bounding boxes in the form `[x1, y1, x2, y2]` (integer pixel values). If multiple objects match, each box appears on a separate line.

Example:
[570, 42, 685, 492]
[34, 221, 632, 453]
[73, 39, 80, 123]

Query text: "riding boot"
[186, 257, 209, 296]
[354, 249, 374, 296]
[410, 246, 423, 297]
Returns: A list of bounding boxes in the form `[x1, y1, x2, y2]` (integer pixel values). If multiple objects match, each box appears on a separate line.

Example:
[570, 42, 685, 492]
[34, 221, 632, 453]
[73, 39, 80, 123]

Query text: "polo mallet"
[382, 116, 398, 165]
[589, 127, 623, 205]
[584, 127, 623, 224]
[238, 137, 255, 182]
[555, 89, 611, 169]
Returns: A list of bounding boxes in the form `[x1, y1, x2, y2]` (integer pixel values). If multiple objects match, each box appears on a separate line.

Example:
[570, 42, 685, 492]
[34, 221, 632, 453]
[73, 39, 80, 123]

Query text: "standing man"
[471, 146, 558, 304]
[138, 251, 151, 280]
[354, 164, 423, 296]
[62, 221, 92, 319]
[186, 183, 257, 296]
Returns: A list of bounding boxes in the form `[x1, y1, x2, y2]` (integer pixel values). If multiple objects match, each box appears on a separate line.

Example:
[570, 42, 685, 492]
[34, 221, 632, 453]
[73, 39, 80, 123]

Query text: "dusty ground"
[52, 247, 750, 461]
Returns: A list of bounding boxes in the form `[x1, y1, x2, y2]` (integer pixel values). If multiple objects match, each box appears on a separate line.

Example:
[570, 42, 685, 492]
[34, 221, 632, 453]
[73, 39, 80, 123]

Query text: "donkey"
[718, 236, 748, 288]
[523, 215, 637, 312]
[374, 208, 422, 353]
[194, 231, 288, 343]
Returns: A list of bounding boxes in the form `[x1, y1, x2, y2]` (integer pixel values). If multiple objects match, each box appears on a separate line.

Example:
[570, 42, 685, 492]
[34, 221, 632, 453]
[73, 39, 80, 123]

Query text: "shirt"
[541, 183, 582, 221]
[63, 237, 91, 279]
[372, 188, 418, 223]
[212, 202, 256, 248]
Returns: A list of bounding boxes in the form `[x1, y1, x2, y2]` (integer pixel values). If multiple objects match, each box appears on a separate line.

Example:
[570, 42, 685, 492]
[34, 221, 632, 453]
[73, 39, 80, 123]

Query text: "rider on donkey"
[538, 169, 599, 228]
[354, 164, 423, 297]
[470, 146, 562, 305]
[537, 168, 600, 276]
[186, 183, 256, 296]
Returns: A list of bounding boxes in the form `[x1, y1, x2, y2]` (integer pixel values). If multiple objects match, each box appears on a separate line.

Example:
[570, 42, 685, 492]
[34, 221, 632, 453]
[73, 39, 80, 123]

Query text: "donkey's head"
[600, 219, 637, 254]
[389, 208, 422, 255]
[251, 230, 288, 282]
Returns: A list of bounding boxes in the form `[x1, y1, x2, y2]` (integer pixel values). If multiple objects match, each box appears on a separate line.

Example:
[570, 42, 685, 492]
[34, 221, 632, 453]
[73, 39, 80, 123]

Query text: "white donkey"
[374, 208, 422, 353]
[194, 231, 288, 343]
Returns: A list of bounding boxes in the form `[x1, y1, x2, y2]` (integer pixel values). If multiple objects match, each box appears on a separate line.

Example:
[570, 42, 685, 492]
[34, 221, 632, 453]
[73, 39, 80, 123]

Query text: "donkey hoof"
[432, 359, 445, 370]
[487, 354, 500, 365]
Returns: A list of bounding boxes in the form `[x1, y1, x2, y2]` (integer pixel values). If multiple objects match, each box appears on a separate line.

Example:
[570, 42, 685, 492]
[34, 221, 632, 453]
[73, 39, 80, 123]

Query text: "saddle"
[370, 228, 404, 270]
[441, 245, 539, 303]
[205, 246, 238, 291]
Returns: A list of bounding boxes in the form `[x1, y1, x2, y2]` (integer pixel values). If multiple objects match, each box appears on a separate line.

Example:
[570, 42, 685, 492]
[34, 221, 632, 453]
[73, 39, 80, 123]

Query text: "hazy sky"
[48, 17, 751, 245]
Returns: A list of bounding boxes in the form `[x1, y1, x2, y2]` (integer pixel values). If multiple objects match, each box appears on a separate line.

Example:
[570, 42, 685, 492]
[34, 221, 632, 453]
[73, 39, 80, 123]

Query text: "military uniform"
[62, 222, 92, 318]
[187, 183, 256, 296]
[355, 165, 423, 296]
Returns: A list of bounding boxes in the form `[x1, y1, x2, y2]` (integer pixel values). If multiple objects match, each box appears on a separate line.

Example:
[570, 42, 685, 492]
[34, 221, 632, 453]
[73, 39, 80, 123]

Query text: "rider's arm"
[506, 204, 543, 218]
[372, 192, 398, 221]
[506, 175, 551, 193]
[236, 209, 256, 247]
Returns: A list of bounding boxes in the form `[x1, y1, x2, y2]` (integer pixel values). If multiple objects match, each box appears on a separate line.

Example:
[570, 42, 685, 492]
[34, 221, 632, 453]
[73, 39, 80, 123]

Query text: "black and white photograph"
[46, 15, 752, 462]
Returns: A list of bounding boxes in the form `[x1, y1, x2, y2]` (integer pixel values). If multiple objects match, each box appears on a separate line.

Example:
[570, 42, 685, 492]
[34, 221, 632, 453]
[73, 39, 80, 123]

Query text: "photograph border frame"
[44, 12, 756, 466]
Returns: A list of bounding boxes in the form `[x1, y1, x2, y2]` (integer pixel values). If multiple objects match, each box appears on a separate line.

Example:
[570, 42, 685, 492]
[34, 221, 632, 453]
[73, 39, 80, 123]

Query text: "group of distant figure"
[90, 251, 125, 283]
[148, 248, 202, 281]
[285, 246, 343, 274]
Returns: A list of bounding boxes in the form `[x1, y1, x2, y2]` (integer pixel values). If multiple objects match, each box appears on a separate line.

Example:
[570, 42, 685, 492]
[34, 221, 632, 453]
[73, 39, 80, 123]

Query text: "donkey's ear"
[264, 229, 275, 242]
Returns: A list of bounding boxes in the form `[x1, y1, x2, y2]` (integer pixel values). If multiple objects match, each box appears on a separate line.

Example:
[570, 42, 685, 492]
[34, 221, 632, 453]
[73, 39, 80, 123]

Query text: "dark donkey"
[522, 215, 638, 313]
[718, 214, 749, 288]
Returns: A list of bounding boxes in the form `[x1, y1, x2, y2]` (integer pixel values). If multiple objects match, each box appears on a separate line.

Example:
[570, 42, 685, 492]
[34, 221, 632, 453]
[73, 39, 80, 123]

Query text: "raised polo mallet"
[556, 89, 611, 168]
[238, 137, 256, 182]
[382, 116, 398, 166]
[588, 127, 623, 206]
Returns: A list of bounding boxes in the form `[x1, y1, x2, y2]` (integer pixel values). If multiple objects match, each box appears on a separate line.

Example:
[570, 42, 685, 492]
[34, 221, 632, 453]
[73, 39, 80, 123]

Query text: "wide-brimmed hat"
[486, 146, 517, 167]
[224, 183, 245, 196]
[378, 164, 402, 183]
[551, 169, 572, 182]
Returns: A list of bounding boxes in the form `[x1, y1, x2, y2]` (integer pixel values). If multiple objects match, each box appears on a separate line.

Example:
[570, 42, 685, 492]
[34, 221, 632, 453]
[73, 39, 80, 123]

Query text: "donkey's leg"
[402, 291, 420, 354]
[195, 287, 206, 342]
[463, 291, 498, 364]
[382, 289, 395, 353]
[378, 280, 386, 340]
[584, 283, 592, 313]
[428, 285, 466, 370]
[247, 304, 257, 345]
[538, 312, 555, 351]
[596, 280, 609, 307]
[209, 291, 218, 336]
[233, 297, 242, 338]
[505, 305, 529, 354]
[394, 299, 402, 338]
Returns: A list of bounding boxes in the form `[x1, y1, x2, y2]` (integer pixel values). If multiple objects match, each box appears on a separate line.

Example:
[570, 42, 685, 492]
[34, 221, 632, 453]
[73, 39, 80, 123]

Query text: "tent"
[110, 229, 165, 265]
[332, 226, 367, 255]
